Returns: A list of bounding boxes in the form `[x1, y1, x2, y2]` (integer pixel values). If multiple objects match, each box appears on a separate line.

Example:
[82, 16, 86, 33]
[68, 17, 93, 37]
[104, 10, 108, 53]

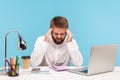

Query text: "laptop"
[68, 44, 118, 75]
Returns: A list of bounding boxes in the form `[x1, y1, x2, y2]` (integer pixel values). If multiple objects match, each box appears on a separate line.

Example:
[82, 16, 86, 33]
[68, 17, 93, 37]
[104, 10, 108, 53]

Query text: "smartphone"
[31, 68, 40, 73]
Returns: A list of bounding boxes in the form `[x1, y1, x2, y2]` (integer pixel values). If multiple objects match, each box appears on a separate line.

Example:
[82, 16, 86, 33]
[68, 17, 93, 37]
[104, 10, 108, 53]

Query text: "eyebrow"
[53, 31, 66, 35]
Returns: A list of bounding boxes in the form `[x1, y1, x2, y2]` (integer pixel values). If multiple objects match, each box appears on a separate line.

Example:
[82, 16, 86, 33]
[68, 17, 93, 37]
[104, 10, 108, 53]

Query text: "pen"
[11, 56, 14, 76]
[16, 56, 20, 65]
[13, 57, 16, 76]
[16, 56, 20, 75]
[5, 58, 13, 66]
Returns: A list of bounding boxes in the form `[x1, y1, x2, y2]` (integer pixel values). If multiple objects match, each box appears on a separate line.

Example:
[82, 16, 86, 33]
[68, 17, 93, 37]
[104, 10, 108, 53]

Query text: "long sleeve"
[66, 39, 83, 66]
[30, 36, 49, 66]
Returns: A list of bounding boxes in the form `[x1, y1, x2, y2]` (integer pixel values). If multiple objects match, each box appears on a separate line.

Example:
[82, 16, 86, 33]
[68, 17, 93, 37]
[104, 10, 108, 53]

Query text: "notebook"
[49, 65, 68, 71]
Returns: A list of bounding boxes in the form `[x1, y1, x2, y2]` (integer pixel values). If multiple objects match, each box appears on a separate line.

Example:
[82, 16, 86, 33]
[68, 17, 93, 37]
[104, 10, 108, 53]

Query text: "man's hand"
[66, 29, 73, 42]
[44, 28, 53, 42]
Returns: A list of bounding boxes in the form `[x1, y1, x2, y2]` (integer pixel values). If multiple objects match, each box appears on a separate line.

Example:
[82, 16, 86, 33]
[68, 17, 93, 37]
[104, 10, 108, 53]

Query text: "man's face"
[51, 26, 66, 45]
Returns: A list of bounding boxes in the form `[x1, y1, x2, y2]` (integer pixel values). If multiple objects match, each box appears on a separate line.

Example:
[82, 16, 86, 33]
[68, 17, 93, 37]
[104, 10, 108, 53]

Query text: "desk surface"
[0, 66, 120, 80]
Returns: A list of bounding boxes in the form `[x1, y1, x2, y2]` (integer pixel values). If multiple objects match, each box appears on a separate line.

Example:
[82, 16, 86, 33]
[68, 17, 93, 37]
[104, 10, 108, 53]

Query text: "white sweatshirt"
[30, 35, 83, 67]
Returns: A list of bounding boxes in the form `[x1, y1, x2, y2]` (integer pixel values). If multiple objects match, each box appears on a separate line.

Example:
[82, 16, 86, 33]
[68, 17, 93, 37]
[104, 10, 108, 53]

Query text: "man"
[31, 16, 83, 66]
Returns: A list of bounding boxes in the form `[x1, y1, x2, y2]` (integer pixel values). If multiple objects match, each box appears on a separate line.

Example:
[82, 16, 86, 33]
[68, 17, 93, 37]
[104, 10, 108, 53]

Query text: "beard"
[52, 35, 66, 45]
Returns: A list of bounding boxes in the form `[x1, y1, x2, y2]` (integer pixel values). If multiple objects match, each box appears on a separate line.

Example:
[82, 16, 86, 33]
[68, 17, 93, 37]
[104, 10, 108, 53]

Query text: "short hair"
[50, 16, 68, 29]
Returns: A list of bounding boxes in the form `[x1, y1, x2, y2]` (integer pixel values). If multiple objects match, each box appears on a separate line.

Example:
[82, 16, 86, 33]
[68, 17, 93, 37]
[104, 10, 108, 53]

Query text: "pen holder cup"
[8, 64, 19, 77]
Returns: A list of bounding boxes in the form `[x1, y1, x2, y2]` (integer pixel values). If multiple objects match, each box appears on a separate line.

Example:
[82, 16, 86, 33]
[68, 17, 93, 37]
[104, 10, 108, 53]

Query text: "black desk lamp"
[4, 30, 27, 71]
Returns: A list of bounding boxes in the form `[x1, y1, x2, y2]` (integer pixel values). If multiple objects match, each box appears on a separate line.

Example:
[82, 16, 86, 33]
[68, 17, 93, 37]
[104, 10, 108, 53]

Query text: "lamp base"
[0, 67, 8, 75]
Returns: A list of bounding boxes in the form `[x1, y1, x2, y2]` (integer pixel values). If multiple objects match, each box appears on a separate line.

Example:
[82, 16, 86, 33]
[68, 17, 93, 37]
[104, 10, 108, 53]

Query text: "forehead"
[53, 26, 66, 33]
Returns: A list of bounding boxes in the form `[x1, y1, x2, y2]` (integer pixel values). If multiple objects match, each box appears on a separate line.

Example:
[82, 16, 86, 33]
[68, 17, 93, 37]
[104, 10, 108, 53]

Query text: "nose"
[57, 34, 62, 38]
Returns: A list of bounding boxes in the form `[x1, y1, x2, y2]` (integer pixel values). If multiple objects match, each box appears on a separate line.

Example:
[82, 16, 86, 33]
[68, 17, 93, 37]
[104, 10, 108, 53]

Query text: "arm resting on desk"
[31, 36, 49, 66]
[66, 39, 83, 66]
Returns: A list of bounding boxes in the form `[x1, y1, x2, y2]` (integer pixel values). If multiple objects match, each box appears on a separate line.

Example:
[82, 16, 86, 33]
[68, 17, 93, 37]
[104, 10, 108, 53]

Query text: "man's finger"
[44, 28, 53, 42]
[66, 29, 73, 42]
[47, 28, 53, 34]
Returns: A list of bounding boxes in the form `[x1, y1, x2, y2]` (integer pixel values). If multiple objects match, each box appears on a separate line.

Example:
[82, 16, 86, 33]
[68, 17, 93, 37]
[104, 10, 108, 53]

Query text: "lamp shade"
[18, 35, 27, 50]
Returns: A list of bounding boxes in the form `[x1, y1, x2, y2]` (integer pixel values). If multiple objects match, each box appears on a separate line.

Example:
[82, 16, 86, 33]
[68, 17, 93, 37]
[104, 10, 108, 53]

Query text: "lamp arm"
[5, 30, 20, 37]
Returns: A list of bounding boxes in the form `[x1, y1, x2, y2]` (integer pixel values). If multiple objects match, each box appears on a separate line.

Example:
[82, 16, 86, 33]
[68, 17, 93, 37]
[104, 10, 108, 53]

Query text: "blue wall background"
[0, 0, 120, 66]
